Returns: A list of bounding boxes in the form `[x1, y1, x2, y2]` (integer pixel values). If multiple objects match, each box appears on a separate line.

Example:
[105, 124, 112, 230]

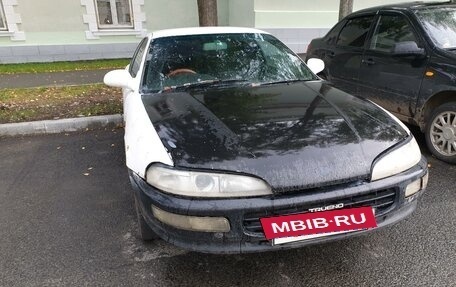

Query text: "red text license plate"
[260, 207, 377, 245]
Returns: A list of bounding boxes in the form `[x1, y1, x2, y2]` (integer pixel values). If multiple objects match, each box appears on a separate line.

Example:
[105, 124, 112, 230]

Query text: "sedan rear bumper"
[129, 157, 427, 254]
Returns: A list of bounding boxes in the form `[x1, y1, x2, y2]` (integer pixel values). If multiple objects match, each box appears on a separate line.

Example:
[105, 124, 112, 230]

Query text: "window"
[0, 1, 7, 31]
[416, 7, 456, 49]
[370, 15, 418, 53]
[95, 0, 133, 28]
[0, 0, 25, 40]
[81, 0, 146, 39]
[129, 37, 148, 77]
[142, 34, 315, 93]
[324, 20, 347, 45]
[337, 16, 374, 48]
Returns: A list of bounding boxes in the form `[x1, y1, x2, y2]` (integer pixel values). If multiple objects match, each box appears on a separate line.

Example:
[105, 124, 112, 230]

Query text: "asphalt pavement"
[0, 127, 455, 286]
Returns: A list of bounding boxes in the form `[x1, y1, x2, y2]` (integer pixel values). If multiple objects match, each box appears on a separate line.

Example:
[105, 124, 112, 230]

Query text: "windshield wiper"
[162, 79, 250, 92]
[254, 79, 306, 87]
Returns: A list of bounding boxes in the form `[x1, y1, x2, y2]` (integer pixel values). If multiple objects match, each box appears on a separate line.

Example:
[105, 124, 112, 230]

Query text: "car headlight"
[146, 165, 272, 198]
[371, 137, 422, 181]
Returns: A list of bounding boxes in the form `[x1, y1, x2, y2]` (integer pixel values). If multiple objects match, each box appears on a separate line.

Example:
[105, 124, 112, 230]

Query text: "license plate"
[260, 206, 377, 245]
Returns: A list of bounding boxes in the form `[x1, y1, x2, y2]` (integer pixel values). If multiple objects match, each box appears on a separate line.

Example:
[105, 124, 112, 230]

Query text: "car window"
[369, 14, 418, 53]
[142, 33, 315, 92]
[416, 7, 456, 49]
[256, 37, 310, 78]
[324, 20, 347, 45]
[337, 16, 374, 48]
[129, 38, 148, 78]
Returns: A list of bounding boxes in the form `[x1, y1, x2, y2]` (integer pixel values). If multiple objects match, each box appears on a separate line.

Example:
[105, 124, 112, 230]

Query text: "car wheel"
[425, 102, 456, 164]
[134, 196, 159, 241]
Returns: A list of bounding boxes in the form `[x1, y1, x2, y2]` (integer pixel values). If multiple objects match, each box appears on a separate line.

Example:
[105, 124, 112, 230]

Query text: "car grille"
[243, 188, 397, 236]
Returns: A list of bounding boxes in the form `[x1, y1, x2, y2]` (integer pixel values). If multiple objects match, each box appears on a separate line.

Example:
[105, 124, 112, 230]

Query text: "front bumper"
[130, 157, 428, 254]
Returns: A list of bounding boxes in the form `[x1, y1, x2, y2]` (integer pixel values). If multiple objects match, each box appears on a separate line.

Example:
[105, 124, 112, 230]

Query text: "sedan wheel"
[426, 102, 456, 163]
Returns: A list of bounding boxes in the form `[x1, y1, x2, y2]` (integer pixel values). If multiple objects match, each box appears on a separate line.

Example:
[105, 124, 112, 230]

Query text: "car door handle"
[362, 58, 376, 65]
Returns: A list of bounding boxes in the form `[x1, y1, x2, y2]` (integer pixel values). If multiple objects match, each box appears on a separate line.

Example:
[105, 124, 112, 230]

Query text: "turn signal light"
[405, 173, 429, 198]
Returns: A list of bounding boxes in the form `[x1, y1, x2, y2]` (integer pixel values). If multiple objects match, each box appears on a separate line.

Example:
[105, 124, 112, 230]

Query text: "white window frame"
[0, 0, 25, 41]
[81, 0, 146, 39]
[0, 2, 7, 31]
[95, 0, 134, 29]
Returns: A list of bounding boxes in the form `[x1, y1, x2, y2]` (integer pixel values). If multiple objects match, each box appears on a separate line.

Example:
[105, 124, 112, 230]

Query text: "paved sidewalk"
[0, 68, 112, 89]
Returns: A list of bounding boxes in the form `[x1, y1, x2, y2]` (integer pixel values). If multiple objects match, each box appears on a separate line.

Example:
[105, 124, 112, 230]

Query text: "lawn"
[0, 59, 130, 74]
[0, 84, 122, 124]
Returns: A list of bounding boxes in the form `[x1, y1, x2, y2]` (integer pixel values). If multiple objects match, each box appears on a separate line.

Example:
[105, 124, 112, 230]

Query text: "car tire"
[134, 196, 159, 241]
[425, 102, 456, 164]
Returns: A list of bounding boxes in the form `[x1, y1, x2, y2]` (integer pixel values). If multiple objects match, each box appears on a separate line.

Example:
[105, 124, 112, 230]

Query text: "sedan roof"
[150, 27, 270, 40]
[351, 0, 454, 15]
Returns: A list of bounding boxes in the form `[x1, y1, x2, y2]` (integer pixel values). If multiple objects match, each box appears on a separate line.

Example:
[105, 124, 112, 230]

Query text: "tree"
[339, 0, 353, 20]
[197, 0, 218, 26]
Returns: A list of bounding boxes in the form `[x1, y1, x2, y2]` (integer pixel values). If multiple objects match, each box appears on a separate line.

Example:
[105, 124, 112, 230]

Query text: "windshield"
[416, 7, 456, 49]
[141, 33, 315, 93]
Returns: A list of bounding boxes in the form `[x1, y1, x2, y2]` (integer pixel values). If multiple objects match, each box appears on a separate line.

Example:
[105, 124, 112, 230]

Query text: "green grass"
[0, 84, 122, 124]
[0, 58, 130, 74]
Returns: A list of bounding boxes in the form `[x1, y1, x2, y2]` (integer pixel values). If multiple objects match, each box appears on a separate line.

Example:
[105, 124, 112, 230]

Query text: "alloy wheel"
[430, 111, 456, 156]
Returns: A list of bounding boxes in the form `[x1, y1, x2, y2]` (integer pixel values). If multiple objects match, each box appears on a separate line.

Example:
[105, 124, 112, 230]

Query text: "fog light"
[405, 178, 421, 198]
[151, 205, 230, 232]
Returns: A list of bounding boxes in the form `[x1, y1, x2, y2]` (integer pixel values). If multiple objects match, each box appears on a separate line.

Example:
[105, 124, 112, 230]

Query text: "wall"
[144, 0, 198, 31]
[18, 0, 87, 45]
[0, 0, 230, 63]
[229, 0, 254, 27]
[0, 0, 415, 63]
[255, 0, 411, 28]
[144, 0, 230, 31]
[254, 0, 407, 53]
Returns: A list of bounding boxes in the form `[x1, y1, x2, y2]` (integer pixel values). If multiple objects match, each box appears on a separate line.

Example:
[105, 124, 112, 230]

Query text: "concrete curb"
[0, 114, 123, 136]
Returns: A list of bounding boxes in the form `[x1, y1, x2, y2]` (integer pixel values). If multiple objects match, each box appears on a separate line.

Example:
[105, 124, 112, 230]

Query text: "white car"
[104, 27, 428, 253]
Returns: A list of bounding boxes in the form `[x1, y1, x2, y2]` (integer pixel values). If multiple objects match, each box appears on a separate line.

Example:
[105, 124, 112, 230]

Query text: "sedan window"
[369, 15, 418, 53]
[336, 16, 374, 48]
[416, 7, 456, 49]
[324, 20, 347, 45]
[129, 37, 148, 78]
[142, 33, 315, 93]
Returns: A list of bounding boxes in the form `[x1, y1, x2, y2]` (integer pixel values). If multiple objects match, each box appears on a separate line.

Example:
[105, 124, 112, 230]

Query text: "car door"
[323, 14, 376, 96]
[358, 12, 428, 117]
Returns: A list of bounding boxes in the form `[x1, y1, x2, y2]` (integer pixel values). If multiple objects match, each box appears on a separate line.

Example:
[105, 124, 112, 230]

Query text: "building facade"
[0, 0, 404, 63]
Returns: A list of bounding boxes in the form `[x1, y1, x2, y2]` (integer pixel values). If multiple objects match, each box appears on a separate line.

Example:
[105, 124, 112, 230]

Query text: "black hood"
[142, 81, 408, 193]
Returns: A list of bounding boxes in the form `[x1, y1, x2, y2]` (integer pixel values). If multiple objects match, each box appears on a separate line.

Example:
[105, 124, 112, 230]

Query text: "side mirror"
[306, 58, 325, 75]
[392, 41, 425, 57]
[104, 69, 136, 90]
